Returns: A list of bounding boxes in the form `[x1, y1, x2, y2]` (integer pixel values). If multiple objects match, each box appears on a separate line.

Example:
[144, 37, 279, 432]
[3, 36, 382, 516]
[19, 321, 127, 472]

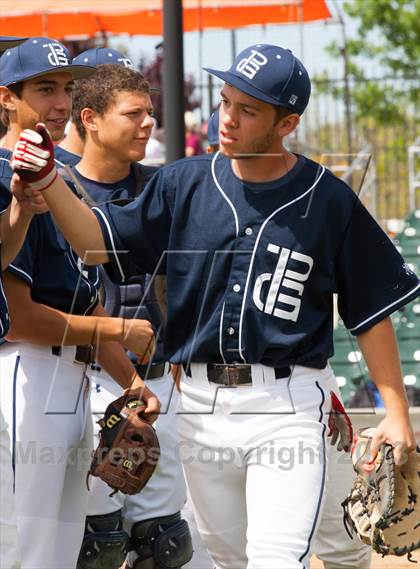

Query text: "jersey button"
[227, 327, 235, 335]
[245, 227, 253, 236]
[233, 284, 241, 293]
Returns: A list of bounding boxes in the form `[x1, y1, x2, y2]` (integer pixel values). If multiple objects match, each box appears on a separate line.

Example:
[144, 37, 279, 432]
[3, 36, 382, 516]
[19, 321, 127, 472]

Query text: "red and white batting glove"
[327, 391, 353, 452]
[10, 123, 57, 191]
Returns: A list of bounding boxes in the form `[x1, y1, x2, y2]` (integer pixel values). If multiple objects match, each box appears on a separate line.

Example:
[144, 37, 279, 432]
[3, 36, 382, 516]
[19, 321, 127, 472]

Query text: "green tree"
[319, 0, 419, 125]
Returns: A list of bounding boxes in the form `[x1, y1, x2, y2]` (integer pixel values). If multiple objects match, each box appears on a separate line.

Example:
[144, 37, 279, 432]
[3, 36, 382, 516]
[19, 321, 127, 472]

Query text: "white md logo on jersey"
[236, 50, 268, 80]
[253, 244, 314, 322]
[43, 43, 69, 66]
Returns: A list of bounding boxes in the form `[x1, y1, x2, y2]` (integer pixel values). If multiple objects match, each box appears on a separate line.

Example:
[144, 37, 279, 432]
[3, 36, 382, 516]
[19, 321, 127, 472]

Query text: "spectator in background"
[206, 108, 220, 153]
[185, 110, 203, 156]
[144, 116, 164, 163]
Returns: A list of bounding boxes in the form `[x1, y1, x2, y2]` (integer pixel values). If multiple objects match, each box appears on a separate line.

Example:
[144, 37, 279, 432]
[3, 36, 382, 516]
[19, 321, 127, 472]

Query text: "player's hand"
[126, 377, 161, 424]
[327, 391, 353, 452]
[11, 173, 49, 215]
[369, 412, 416, 466]
[121, 319, 155, 364]
[10, 123, 57, 191]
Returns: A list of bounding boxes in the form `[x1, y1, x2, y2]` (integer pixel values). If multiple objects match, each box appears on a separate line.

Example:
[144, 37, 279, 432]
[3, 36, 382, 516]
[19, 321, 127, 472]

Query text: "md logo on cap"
[236, 50, 268, 80]
[118, 57, 134, 69]
[73, 48, 134, 69]
[43, 42, 70, 67]
[204, 43, 311, 115]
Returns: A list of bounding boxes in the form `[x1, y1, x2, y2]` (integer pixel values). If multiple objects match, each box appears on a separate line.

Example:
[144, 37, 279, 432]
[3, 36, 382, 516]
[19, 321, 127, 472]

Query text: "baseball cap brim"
[3, 64, 96, 87]
[0, 36, 27, 52]
[204, 67, 297, 112]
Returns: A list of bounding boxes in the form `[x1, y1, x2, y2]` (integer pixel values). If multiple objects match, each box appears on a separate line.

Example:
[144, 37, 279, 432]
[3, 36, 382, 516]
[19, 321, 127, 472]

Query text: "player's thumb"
[35, 122, 53, 147]
[368, 430, 384, 462]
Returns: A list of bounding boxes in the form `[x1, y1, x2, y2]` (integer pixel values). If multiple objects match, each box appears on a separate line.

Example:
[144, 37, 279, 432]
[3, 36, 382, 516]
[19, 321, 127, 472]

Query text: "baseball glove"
[342, 428, 420, 561]
[88, 389, 160, 495]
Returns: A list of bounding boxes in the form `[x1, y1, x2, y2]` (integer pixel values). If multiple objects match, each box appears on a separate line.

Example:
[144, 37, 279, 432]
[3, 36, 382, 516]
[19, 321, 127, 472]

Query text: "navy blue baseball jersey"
[94, 152, 419, 367]
[54, 146, 81, 168]
[66, 165, 165, 361]
[0, 179, 12, 336]
[0, 177, 11, 214]
[0, 152, 99, 316]
[0, 148, 13, 190]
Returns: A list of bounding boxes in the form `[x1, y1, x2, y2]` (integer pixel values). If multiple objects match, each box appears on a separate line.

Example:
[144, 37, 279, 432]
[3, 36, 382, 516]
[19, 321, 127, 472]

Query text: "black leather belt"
[51, 345, 95, 365]
[88, 360, 169, 379]
[135, 361, 170, 380]
[183, 363, 291, 386]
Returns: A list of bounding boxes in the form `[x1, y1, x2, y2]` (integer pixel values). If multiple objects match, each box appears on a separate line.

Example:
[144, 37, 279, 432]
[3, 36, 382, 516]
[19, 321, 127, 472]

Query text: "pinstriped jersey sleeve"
[335, 197, 419, 334]
[92, 168, 173, 282]
[6, 215, 40, 286]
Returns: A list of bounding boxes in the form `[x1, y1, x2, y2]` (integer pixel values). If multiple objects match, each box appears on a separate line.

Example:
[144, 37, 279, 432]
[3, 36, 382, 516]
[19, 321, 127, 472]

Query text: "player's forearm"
[5, 301, 128, 346]
[95, 340, 144, 390]
[0, 200, 33, 268]
[357, 317, 409, 416]
[43, 174, 108, 265]
[91, 302, 141, 389]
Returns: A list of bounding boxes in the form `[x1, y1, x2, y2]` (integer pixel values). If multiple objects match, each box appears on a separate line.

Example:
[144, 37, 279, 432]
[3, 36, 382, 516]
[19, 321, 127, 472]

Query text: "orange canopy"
[0, 1, 331, 40]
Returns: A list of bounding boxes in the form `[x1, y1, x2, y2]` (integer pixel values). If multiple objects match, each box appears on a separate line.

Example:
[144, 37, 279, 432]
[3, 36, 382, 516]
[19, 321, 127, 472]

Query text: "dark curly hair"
[72, 64, 150, 139]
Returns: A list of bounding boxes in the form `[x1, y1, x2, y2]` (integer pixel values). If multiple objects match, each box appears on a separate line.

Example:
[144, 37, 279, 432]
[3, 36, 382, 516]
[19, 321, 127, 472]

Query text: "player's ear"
[80, 107, 98, 135]
[0, 87, 17, 112]
[275, 113, 300, 138]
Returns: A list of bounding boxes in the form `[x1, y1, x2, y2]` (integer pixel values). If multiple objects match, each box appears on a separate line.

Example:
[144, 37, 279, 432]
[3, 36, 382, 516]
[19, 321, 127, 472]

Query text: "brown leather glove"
[88, 389, 160, 495]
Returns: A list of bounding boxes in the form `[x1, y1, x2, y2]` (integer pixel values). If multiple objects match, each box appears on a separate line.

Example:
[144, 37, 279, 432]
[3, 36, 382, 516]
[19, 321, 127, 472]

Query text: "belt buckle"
[206, 363, 252, 386]
[223, 364, 251, 386]
[226, 365, 241, 386]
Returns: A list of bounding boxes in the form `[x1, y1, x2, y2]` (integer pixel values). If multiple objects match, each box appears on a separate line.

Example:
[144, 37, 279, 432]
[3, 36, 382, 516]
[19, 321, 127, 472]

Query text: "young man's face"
[13, 72, 74, 141]
[93, 90, 154, 162]
[219, 84, 280, 159]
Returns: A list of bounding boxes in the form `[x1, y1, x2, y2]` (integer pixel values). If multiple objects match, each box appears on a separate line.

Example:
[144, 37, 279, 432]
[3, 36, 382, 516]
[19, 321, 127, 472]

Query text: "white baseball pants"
[0, 343, 92, 569]
[178, 364, 332, 569]
[312, 441, 372, 568]
[0, 407, 20, 569]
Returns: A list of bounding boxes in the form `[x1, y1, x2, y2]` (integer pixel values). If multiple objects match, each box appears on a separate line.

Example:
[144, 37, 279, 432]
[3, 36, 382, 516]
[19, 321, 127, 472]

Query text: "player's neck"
[231, 148, 298, 183]
[59, 124, 84, 157]
[77, 146, 131, 184]
[1, 124, 21, 151]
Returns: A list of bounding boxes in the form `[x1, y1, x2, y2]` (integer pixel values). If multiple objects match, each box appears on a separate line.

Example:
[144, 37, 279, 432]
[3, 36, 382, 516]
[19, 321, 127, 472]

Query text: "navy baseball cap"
[73, 48, 134, 69]
[0, 37, 95, 87]
[0, 36, 27, 53]
[204, 44, 311, 115]
[207, 108, 220, 146]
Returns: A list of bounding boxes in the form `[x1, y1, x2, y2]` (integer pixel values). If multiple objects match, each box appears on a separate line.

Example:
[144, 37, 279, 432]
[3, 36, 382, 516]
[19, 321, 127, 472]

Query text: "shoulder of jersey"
[168, 153, 214, 169]
[303, 155, 356, 202]
[54, 146, 81, 168]
[0, 148, 12, 183]
[141, 164, 160, 185]
[0, 147, 12, 160]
